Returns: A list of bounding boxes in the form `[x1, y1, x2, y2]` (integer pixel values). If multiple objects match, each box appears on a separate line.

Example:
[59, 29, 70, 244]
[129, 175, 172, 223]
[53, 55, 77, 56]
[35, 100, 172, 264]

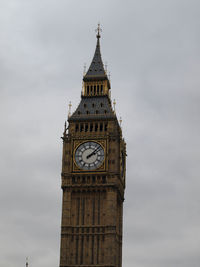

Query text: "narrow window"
[100, 103, 103, 107]
[95, 123, 98, 131]
[91, 236, 94, 264]
[98, 192, 100, 224]
[82, 198, 85, 225]
[94, 85, 96, 95]
[80, 236, 84, 264]
[75, 124, 79, 132]
[101, 85, 103, 94]
[104, 123, 108, 131]
[102, 176, 106, 183]
[80, 124, 84, 132]
[76, 198, 80, 225]
[87, 176, 90, 183]
[90, 123, 93, 131]
[97, 235, 100, 264]
[91, 85, 93, 95]
[100, 123, 103, 131]
[76, 237, 79, 264]
[97, 85, 99, 94]
[86, 110, 90, 114]
[84, 103, 87, 108]
[85, 124, 88, 132]
[104, 110, 107, 114]
[92, 197, 95, 225]
[87, 86, 89, 95]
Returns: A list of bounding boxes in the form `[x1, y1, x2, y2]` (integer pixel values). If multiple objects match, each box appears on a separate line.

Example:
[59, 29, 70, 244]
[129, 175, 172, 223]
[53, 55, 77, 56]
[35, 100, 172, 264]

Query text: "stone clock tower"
[60, 25, 126, 267]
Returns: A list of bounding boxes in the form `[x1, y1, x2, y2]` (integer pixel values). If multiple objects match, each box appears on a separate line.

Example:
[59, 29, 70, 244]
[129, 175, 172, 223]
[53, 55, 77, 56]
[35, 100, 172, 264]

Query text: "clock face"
[75, 141, 104, 170]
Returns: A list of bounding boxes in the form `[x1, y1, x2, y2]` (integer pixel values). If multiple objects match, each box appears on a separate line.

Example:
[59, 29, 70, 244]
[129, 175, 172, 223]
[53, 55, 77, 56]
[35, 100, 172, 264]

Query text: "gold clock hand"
[86, 146, 101, 159]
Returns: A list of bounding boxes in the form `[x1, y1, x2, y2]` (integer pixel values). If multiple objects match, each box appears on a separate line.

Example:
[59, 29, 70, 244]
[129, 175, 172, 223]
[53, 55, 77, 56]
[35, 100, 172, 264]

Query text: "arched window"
[101, 85, 103, 94]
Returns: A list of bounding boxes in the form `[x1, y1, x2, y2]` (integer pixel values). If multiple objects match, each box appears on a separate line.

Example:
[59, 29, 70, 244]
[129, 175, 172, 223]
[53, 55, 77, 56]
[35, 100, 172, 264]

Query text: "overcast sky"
[0, 1, 200, 267]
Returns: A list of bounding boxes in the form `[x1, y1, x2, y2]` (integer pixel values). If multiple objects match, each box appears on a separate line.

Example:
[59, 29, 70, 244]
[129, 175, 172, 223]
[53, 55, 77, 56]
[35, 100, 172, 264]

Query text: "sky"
[0, 0, 200, 267]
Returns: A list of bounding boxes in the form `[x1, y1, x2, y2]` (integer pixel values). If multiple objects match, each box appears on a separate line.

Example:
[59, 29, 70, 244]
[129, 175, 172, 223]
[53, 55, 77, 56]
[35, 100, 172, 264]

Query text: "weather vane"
[95, 23, 102, 38]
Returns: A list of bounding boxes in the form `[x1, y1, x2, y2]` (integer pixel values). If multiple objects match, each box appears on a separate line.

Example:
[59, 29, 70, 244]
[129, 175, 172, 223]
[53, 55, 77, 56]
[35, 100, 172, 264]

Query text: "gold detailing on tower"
[83, 80, 110, 97]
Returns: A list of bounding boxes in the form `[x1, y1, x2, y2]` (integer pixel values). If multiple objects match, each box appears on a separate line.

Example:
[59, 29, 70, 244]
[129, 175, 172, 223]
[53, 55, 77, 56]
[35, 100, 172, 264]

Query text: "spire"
[83, 24, 108, 81]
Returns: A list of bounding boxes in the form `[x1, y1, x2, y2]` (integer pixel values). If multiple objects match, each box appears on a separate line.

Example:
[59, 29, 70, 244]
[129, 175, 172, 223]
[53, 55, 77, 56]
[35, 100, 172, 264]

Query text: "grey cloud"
[0, 0, 200, 267]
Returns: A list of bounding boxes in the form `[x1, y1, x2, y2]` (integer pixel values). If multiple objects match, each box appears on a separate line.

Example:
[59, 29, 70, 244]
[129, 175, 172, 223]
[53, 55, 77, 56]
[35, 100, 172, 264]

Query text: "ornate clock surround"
[72, 138, 107, 173]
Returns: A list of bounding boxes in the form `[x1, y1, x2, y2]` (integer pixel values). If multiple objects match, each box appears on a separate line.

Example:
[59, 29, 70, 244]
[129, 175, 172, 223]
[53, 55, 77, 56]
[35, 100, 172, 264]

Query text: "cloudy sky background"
[0, 1, 200, 267]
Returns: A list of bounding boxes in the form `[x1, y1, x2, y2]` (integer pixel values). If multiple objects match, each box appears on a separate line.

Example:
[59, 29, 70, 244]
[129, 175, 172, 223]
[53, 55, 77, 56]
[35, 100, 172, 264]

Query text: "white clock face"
[75, 141, 104, 170]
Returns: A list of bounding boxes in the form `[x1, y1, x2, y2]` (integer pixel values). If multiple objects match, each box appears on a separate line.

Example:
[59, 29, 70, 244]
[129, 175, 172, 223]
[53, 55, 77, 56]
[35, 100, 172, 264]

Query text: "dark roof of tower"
[83, 29, 108, 82]
[68, 96, 116, 122]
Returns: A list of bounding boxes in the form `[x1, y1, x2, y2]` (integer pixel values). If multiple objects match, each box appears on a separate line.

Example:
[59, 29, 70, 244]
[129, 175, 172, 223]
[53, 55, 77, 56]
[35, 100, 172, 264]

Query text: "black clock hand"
[86, 146, 101, 159]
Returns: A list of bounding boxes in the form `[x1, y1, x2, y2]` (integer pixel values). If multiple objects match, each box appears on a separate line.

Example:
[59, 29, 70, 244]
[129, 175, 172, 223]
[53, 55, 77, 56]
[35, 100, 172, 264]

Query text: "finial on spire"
[26, 257, 28, 267]
[119, 117, 122, 127]
[105, 62, 108, 73]
[113, 99, 116, 113]
[83, 63, 86, 76]
[95, 23, 102, 39]
[68, 101, 72, 118]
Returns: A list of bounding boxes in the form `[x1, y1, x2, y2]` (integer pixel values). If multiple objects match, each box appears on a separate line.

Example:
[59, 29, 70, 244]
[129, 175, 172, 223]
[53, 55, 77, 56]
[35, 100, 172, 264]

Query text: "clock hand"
[86, 146, 101, 159]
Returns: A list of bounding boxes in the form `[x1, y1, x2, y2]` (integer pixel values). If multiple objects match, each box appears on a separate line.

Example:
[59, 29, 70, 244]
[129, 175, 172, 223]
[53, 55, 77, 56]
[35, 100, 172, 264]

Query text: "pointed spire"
[83, 24, 108, 81]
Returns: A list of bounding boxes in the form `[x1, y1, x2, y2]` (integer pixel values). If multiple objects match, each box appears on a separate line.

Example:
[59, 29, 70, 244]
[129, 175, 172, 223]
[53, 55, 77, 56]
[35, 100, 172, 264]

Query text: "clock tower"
[60, 25, 126, 267]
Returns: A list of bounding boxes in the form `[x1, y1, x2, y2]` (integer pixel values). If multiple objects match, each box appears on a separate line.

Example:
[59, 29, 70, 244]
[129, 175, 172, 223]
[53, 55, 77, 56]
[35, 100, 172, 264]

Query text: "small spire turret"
[120, 117, 122, 127]
[113, 99, 116, 113]
[68, 101, 72, 118]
